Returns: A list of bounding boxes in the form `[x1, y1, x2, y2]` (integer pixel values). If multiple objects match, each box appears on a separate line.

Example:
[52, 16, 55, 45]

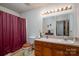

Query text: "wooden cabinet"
[35, 40, 79, 56]
[43, 47, 52, 56]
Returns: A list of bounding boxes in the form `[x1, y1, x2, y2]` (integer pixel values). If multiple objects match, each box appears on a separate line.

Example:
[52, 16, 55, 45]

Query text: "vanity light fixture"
[42, 5, 72, 16]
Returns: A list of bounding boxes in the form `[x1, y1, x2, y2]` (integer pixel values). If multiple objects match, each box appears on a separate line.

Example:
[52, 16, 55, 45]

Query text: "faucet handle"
[46, 35, 48, 39]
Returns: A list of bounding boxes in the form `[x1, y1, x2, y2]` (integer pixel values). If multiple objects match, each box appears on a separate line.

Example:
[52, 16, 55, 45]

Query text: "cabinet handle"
[65, 51, 77, 54]
[64, 51, 69, 55]
[70, 51, 77, 55]
[66, 48, 76, 51]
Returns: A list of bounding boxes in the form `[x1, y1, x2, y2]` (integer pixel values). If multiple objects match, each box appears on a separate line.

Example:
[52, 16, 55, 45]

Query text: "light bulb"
[43, 11, 48, 15]
[50, 10, 52, 13]
[61, 8, 63, 11]
[57, 9, 59, 12]
[67, 5, 72, 9]
[59, 8, 62, 11]
[55, 9, 58, 12]
[51, 10, 55, 13]
[63, 6, 68, 10]
[47, 11, 49, 14]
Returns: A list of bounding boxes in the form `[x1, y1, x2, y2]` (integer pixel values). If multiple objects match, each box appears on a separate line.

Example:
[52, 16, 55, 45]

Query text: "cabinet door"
[43, 47, 52, 56]
[65, 47, 78, 56]
[52, 49, 65, 56]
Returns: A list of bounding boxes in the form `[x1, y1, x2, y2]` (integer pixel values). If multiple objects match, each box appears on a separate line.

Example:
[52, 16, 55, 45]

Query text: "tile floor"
[6, 46, 34, 56]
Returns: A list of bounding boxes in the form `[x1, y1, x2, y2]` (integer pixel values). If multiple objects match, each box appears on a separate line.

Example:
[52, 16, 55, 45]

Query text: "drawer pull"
[66, 48, 77, 51]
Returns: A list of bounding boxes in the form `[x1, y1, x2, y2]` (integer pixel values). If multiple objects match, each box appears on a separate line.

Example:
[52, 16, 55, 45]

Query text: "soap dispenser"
[40, 32, 43, 38]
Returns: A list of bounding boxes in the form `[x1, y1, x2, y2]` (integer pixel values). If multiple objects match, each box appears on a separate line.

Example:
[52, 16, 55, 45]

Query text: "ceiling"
[0, 3, 72, 13]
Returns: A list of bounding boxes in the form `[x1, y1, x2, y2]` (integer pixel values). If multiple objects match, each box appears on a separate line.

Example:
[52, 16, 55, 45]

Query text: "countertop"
[35, 38, 79, 47]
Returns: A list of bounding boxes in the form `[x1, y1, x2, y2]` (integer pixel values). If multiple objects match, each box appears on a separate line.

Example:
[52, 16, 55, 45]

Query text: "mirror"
[42, 13, 74, 36]
[56, 20, 69, 36]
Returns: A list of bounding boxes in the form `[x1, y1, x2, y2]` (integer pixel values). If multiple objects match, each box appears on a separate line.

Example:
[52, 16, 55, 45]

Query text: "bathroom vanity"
[34, 38, 79, 56]
[35, 10, 78, 56]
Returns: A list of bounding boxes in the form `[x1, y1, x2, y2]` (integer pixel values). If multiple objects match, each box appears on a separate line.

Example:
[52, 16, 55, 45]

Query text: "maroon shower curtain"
[2, 12, 11, 55]
[9, 14, 14, 52]
[0, 11, 26, 55]
[17, 18, 23, 48]
[19, 18, 26, 45]
[0, 11, 3, 55]
[22, 18, 26, 44]
[12, 15, 22, 51]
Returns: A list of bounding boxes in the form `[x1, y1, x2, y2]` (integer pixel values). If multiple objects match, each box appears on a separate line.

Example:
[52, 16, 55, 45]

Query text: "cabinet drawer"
[43, 42, 65, 50]
[43, 42, 52, 47]
[52, 44, 65, 50]
[64, 45, 79, 51]
[52, 49, 65, 56]
[35, 41, 43, 45]
[64, 51, 78, 56]
[64, 46, 79, 56]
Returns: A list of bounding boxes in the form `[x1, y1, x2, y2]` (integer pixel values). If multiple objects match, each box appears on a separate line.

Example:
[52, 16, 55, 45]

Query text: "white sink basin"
[60, 39, 76, 44]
